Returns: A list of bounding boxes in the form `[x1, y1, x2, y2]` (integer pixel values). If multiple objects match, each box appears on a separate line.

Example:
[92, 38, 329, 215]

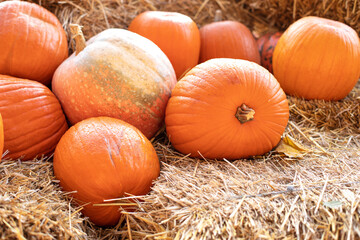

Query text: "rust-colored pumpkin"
[257, 32, 282, 73]
[52, 26, 177, 139]
[129, 11, 201, 79]
[165, 59, 289, 159]
[199, 12, 260, 64]
[0, 1, 68, 85]
[273, 16, 360, 100]
[0, 114, 3, 161]
[0, 75, 68, 160]
[53, 117, 160, 226]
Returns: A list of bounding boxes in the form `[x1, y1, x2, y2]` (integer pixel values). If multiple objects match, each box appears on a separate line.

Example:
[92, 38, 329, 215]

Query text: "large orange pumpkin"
[0, 1, 68, 85]
[0, 75, 68, 160]
[165, 59, 289, 159]
[273, 16, 360, 100]
[53, 117, 160, 226]
[128, 11, 201, 79]
[52, 27, 177, 139]
[199, 12, 260, 64]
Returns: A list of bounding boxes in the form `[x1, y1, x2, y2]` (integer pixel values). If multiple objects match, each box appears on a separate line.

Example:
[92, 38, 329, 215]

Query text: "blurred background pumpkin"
[129, 11, 200, 79]
[273, 16, 360, 100]
[257, 32, 282, 73]
[199, 10, 260, 64]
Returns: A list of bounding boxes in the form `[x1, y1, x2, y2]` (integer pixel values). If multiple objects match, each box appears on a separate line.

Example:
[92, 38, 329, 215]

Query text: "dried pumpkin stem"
[69, 24, 86, 55]
[235, 104, 255, 124]
[214, 10, 222, 22]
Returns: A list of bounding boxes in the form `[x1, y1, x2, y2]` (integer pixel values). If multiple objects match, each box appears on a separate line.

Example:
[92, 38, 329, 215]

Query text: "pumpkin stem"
[214, 10, 222, 22]
[235, 104, 255, 124]
[69, 24, 86, 55]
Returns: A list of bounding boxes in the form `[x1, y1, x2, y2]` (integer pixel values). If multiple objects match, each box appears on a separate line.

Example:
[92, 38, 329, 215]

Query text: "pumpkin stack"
[2, 0, 360, 231]
[51, 24, 177, 226]
[0, 2, 287, 227]
[0, 1, 69, 161]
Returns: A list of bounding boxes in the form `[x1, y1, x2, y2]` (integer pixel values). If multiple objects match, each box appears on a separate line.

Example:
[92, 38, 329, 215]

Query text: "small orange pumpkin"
[199, 11, 260, 64]
[273, 16, 360, 100]
[129, 11, 201, 79]
[165, 58, 289, 159]
[53, 117, 160, 226]
[0, 1, 68, 85]
[0, 75, 68, 160]
[52, 26, 177, 139]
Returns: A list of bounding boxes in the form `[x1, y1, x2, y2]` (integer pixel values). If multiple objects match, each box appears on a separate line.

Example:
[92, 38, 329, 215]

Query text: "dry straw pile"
[0, 0, 359, 239]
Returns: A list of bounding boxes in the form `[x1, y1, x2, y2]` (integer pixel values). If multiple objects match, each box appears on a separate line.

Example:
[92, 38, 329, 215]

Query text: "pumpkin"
[53, 117, 160, 226]
[0, 114, 3, 161]
[199, 11, 260, 64]
[128, 11, 201, 79]
[0, 1, 68, 85]
[257, 32, 282, 73]
[273, 16, 360, 100]
[165, 58, 289, 159]
[52, 26, 177, 139]
[0, 75, 68, 160]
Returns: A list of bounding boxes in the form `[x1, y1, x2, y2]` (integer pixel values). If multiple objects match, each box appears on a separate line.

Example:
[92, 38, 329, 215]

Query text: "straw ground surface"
[0, 0, 359, 239]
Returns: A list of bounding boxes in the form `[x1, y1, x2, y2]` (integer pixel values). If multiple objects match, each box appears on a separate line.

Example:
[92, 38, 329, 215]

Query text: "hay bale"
[288, 85, 360, 133]
[29, 0, 360, 40]
[0, 156, 88, 239]
[1, 0, 359, 239]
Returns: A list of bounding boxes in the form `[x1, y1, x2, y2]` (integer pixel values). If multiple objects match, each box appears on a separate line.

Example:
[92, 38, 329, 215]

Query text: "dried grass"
[27, 0, 360, 42]
[87, 123, 360, 239]
[0, 156, 87, 239]
[0, 0, 359, 239]
[288, 83, 360, 133]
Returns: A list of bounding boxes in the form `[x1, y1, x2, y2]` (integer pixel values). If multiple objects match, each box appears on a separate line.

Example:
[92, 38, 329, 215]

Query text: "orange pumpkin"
[52, 26, 177, 139]
[165, 59, 289, 159]
[0, 1, 68, 85]
[273, 16, 360, 100]
[199, 12, 260, 64]
[0, 114, 3, 161]
[129, 11, 201, 79]
[257, 32, 282, 73]
[53, 117, 160, 226]
[0, 75, 68, 160]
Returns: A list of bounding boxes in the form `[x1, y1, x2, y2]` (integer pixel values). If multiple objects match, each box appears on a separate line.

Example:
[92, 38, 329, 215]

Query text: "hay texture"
[28, 0, 360, 39]
[0, 156, 87, 239]
[288, 84, 360, 133]
[0, 0, 359, 239]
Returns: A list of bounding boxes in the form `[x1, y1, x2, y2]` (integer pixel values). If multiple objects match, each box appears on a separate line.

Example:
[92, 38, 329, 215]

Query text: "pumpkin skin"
[199, 21, 260, 64]
[52, 28, 177, 139]
[0, 1, 68, 85]
[53, 117, 160, 226]
[0, 75, 68, 160]
[129, 11, 201, 79]
[0, 114, 3, 161]
[273, 16, 360, 100]
[257, 32, 282, 73]
[165, 59, 289, 159]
